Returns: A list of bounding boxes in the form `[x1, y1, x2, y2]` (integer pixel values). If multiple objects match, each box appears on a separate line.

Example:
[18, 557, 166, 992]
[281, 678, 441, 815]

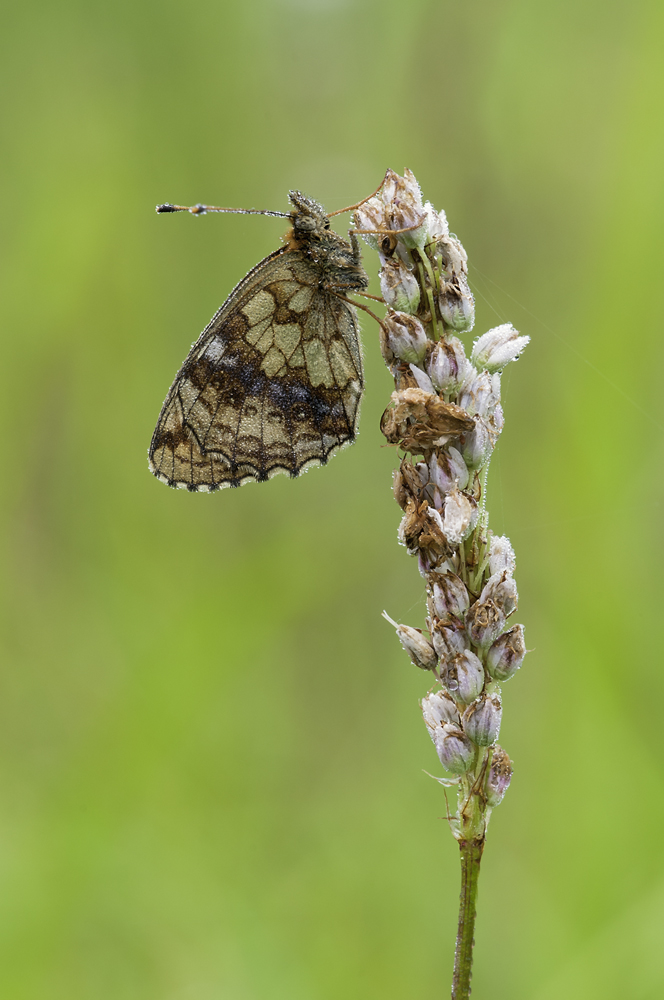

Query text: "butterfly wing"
[149, 249, 364, 491]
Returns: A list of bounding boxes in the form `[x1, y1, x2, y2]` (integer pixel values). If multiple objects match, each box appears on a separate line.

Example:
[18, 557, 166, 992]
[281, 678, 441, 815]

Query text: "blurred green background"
[2, 0, 664, 997]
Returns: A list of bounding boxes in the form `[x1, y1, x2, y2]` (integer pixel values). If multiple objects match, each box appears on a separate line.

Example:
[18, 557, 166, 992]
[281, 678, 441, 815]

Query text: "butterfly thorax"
[283, 190, 369, 294]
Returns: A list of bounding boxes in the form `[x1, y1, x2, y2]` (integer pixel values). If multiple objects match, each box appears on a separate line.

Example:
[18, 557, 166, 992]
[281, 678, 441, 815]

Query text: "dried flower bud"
[465, 598, 506, 649]
[393, 459, 426, 510]
[471, 324, 530, 373]
[383, 312, 428, 365]
[382, 612, 437, 670]
[433, 724, 475, 774]
[380, 258, 421, 313]
[352, 198, 387, 252]
[418, 550, 454, 580]
[432, 622, 468, 661]
[442, 487, 478, 546]
[462, 693, 502, 747]
[440, 649, 485, 704]
[398, 499, 448, 557]
[431, 572, 470, 621]
[486, 625, 526, 681]
[422, 690, 461, 733]
[480, 570, 518, 617]
[485, 746, 513, 806]
[426, 338, 475, 394]
[460, 417, 494, 471]
[488, 535, 516, 576]
[381, 388, 474, 455]
[428, 448, 469, 494]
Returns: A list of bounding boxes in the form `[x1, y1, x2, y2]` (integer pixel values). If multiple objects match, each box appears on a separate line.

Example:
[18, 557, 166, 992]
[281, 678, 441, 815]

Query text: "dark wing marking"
[149, 249, 364, 491]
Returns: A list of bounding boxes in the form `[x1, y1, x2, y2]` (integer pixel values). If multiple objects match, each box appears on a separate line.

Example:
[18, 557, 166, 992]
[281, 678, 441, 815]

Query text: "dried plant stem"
[452, 839, 484, 999]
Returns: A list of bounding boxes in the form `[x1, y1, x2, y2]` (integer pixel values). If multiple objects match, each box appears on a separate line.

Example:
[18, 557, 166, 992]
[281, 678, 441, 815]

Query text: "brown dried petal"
[381, 388, 475, 455]
[465, 597, 505, 648]
[398, 499, 449, 557]
[393, 458, 427, 511]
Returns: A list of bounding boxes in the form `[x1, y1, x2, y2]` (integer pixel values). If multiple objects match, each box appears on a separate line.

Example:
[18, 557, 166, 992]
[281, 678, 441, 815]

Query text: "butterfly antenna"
[327, 170, 389, 217]
[156, 203, 289, 218]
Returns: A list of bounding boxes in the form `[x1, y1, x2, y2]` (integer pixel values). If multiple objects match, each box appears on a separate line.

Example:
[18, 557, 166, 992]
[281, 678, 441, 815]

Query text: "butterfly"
[148, 190, 375, 492]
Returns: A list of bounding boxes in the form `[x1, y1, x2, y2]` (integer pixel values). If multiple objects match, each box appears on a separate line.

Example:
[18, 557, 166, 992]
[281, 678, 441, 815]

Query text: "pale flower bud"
[488, 535, 516, 576]
[366, 168, 429, 250]
[471, 324, 530, 373]
[422, 690, 461, 733]
[486, 625, 526, 681]
[437, 234, 468, 277]
[462, 694, 502, 747]
[457, 372, 497, 418]
[433, 724, 475, 774]
[415, 461, 429, 488]
[439, 277, 475, 333]
[431, 573, 470, 621]
[440, 650, 485, 704]
[442, 487, 478, 545]
[426, 338, 475, 393]
[382, 612, 437, 670]
[428, 448, 469, 494]
[383, 166, 422, 207]
[461, 418, 494, 471]
[380, 258, 421, 313]
[436, 235, 474, 332]
[431, 623, 468, 662]
[409, 365, 436, 394]
[424, 202, 449, 240]
[353, 198, 387, 251]
[485, 746, 513, 806]
[391, 168, 429, 248]
[480, 570, 518, 617]
[383, 311, 428, 365]
[490, 403, 505, 440]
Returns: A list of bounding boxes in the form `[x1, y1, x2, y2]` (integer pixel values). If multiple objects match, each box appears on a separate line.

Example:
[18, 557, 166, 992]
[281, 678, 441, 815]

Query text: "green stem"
[416, 257, 442, 341]
[451, 838, 484, 1000]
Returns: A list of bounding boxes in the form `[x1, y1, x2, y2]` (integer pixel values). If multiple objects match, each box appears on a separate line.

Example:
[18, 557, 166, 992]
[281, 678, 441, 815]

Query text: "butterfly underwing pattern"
[149, 191, 369, 491]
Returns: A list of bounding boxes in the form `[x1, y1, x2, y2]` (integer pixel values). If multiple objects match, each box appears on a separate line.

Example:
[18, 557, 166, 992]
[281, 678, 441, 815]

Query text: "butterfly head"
[287, 191, 331, 236]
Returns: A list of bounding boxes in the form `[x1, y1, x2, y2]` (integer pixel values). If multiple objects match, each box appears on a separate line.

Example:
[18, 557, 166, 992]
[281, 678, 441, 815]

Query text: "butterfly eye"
[324, 220, 331, 230]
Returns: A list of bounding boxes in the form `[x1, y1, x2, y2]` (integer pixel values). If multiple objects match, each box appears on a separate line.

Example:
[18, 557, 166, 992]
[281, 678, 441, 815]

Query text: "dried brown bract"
[381, 387, 474, 454]
[399, 498, 450, 558]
